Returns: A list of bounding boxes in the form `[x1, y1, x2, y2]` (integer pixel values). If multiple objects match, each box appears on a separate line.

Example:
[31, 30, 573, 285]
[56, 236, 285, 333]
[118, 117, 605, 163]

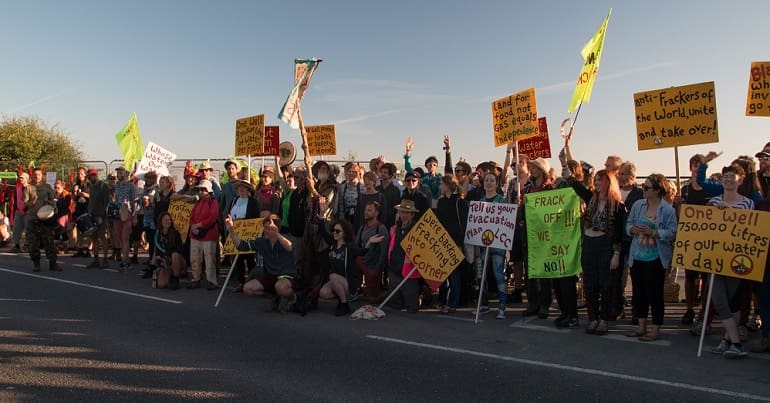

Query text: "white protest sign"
[136, 141, 177, 178]
[464, 201, 518, 250]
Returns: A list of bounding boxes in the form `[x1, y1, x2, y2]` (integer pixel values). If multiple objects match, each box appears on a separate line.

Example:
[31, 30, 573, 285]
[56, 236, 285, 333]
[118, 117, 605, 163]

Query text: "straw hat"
[394, 199, 419, 213]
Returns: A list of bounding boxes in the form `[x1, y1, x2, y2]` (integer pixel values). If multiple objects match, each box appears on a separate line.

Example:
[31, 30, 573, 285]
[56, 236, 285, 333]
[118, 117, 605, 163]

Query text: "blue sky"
[2, 0, 769, 177]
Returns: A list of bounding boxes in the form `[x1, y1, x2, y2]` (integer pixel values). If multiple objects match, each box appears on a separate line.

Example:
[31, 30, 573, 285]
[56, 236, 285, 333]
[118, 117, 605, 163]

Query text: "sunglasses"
[331, 228, 343, 234]
[405, 178, 418, 183]
[454, 168, 465, 174]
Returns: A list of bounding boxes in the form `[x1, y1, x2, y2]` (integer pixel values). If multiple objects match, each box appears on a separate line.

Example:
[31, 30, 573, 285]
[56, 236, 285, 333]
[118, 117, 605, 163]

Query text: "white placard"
[464, 201, 518, 250]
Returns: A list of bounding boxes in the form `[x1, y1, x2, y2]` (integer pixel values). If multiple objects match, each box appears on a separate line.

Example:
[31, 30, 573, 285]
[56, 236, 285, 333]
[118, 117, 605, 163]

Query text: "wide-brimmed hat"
[261, 166, 275, 177]
[200, 160, 213, 171]
[232, 179, 254, 193]
[394, 199, 419, 213]
[755, 146, 770, 159]
[196, 179, 213, 193]
[527, 157, 551, 175]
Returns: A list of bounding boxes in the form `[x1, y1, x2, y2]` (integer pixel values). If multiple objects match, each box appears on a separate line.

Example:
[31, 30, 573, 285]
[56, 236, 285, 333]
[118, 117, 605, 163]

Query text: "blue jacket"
[625, 199, 677, 269]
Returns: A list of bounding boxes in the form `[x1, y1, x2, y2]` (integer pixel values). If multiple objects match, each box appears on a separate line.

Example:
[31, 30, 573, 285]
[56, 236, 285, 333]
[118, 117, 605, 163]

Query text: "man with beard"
[302, 161, 337, 288]
[24, 168, 59, 272]
[86, 168, 113, 269]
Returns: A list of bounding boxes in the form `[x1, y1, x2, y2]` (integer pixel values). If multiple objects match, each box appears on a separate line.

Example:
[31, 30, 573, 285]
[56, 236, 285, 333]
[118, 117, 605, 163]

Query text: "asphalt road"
[0, 251, 768, 402]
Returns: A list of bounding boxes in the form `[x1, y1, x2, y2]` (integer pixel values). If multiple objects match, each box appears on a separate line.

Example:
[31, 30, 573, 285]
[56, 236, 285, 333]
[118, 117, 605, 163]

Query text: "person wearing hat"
[112, 165, 138, 271]
[757, 144, 770, 198]
[10, 172, 30, 253]
[171, 163, 201, 204]
[302, 160, 338, 287]
[188, 179, 221, 290]
[256, 165, 281, 216]
[86, 168, 112, 268]
[403, 135, 452, 209]
[226, 179, 260, 292]
[199, 160, 222, 200]
[400, 171, 429, 217]
[385, 199, 422, 313]
[23, 167, 60, 272]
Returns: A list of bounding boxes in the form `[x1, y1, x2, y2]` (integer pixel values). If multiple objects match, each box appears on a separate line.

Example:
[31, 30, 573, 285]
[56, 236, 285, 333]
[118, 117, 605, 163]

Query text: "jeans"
[581, 235, 613, 321]
[480, 249, 507, 308]
[440, 267, 462, 309]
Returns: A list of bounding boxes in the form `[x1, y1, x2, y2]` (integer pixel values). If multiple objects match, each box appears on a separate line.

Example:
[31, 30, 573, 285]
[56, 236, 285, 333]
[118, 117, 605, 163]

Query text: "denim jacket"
[625, 199, 677, 269]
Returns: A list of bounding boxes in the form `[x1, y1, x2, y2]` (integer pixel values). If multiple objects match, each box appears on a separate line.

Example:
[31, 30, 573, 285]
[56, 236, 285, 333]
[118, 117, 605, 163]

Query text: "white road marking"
[0, 267, 182, 304]
[366, 335, 770, 402]
[71, 264, 87, 268]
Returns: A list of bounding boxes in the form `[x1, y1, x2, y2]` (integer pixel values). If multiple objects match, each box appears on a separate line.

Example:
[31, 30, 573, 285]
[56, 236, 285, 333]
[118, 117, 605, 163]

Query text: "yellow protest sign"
[399, 209, 464, 290]
[235, 114, 265, 156]
[492, 88, 539, 147]
[634, 81, 719, 150]
[306, 124, 336, 156]
[746, 61, 770, 117]
[673, 205, 770, 282]
[223, 218, 264, 255]
[168, 200, 193, 242]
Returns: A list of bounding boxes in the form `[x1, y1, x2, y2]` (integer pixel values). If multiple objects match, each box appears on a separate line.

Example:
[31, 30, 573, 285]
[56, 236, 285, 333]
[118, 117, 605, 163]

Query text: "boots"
[49, 260, 62, 272]
[168, 276, 180, 290]
[32, 258, 40, 272]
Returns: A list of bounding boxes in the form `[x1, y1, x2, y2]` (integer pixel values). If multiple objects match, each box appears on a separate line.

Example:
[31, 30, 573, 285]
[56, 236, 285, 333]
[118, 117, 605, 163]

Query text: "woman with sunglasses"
[625, 174, 677, 342]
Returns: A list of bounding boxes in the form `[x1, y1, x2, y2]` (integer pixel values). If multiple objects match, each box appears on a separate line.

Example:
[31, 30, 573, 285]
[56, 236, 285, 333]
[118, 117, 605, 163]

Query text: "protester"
[24, 168, 60, 272]
[355, 201, 390, 302]
[11, 172, 30, 253]
[151, 211, 185, 290]
[436, 175, 468, 314]
[256, 165, 281, 216]
[154, 175, 176, 221]
[625, 174, 677, 342]
[52, 179, 73, 252]
[522, 157, 555, 319]
[199, 160, 222, 200]
[188, 179, 220, 290]
[377, 162, 401, 228]
[401, 171, 430, 216]
[386, 199, 421, 313]
[749, 190, 770, 354]
[71, 167, 91, 257]
[227, 179, 260, 292]
[112, 166, 138, 270]
[137, 171, 158, 277]
[86, 168, 112, 268]
[618, 161, 644, 323]
[337, 163, 364, 229]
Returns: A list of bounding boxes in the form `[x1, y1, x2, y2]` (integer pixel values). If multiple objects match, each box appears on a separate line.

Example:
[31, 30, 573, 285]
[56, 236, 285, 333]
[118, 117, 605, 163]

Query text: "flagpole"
[297, 107, 318, 197]
[566, 101, 584, 139]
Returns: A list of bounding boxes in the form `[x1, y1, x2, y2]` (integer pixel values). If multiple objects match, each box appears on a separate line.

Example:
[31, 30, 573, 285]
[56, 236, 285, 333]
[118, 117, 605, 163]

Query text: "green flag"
[114, 113, 144, 170]
[526, 187, 582, 278]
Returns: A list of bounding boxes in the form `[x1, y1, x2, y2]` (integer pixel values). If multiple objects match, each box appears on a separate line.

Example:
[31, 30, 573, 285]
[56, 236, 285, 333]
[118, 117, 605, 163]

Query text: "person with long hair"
[522, 158, 555, 319]
[154, 175, 176, 220]
[151, 211, 185, 290]
[472, 172, 509, 319]
[625, 174, 677, 342]
[436, 175, 468, 314]
[570, 170, 625, 334]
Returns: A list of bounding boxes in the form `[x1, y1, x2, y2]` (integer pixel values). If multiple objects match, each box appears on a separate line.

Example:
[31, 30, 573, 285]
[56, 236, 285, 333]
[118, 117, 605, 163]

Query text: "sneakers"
[496, 309, 506, 320]
[100, 259, 110, 269]
[690, 322, 713, 336]
[472, 305, 490, 315]
[565, 316, 579, 329]
[553, 314, 568, 328]
[748, 337, 770, 353]
[49, 261, 62, 272]
[747, 315, 763, 331]
[710, 339, 731, 355]
[206, 281, 220, 291]
[723, 344, 748, 359]
[595, 320, 608, 335]
[586, 320, 599, 334]
[680, 309, 695, 325]
[537, 306, 549, 319]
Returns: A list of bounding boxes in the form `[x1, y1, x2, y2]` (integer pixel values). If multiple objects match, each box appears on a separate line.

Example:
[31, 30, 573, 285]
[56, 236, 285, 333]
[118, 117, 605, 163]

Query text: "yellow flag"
[567, 9, 612, 113]
[114, 113, 144, 170]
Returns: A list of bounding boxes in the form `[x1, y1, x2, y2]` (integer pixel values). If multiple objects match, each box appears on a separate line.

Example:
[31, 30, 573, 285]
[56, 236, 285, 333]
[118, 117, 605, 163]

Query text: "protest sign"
[168, 200, 193, 242]
[306, 124, 336, 156]
[525, 187, 582, 278]
[252, 126, 280, 157]
[634, 81, 718, 150]
[235, 114, 265, 156]
[492, 87, 539, 147]
[746, 61, 770, 117]
[136, 141, 177, 177]
[400, 209, 464, 290]
[223, 218, 264, 255]
[517, 117, 552, 159]
[673, 205, 769, 282]
[465, 201, 518, 250]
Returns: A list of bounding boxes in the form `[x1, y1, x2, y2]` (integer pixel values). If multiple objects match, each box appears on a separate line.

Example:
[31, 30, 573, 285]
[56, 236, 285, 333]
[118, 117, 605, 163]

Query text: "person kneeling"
[225, 214, 298, 313]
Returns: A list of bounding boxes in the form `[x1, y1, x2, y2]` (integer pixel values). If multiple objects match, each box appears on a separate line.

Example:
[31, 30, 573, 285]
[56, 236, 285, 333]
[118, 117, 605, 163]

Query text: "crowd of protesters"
[4, 136, 770, 359]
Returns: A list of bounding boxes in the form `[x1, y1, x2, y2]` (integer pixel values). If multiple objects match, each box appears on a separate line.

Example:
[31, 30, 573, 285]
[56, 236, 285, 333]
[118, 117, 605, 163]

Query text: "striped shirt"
[708, 194, 754, 210]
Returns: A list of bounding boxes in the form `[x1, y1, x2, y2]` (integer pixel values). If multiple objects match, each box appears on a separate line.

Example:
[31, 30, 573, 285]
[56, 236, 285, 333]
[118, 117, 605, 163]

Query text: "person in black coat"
[435, 175, 469, 313]
[227, 180, 261, 292]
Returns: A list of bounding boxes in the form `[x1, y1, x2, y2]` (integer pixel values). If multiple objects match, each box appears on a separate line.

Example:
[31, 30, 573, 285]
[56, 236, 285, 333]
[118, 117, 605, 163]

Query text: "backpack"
[293, 287, 320, 316]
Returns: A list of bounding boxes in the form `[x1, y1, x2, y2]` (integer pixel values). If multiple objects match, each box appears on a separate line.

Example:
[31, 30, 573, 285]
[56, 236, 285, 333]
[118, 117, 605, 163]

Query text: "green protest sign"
[525, 187, 582, 278]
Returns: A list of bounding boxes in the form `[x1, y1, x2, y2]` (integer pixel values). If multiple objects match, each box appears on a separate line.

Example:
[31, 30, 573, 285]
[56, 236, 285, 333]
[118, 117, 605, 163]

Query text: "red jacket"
[189, 197, 219, 242]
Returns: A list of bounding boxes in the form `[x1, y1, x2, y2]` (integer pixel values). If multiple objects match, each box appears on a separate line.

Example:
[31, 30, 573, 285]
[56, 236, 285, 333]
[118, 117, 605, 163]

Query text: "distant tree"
[0, 115, 83, 172]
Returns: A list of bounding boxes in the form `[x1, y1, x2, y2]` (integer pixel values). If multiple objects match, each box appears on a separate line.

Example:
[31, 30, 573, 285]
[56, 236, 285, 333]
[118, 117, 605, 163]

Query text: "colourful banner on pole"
[465, 201, 518, 250]
[114, 113, 144, 170]
[517, 117, 552, 159]
[673, 205, 769, 282]
[567, 9, 612, 113]
[223, 218, 264, 255]
[235, 114, 265, 157]
[400, 209, 464, 290]
[168, 200, 193, 242]
[306, 124, 337, 156]
[278, 58, 321, 129]
[492, 87, 539, 147]
[525, 187, 582, 279]
[634, 81, 719, 150]
[746, 61, 770, 117]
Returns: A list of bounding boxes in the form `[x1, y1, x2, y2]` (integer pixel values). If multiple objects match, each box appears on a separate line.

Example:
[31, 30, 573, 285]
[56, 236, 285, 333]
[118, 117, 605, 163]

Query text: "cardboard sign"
[136, 141, 177, 178]
[634, 81, 719, 150]
[746, 61, 770, 117]
[465, 201, 518, 250]
[235, 114, 265, 156]
[223, 218, 264, 255]
[492, 87, 539, 147]
[400, 209, 464, 290]
[673, 205, 769, 282]
[252, 126, 280, 157]
[525, 187, 582, 279]
[168, 200, 193, 242]
[306, 124, 336, 156]
[517, 117, 552, 159]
